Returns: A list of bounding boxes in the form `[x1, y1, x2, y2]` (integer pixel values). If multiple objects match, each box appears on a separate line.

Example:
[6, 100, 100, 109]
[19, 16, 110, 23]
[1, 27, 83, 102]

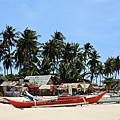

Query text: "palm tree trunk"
[10, 66, 12, 75]
[4, 67, 6, 76]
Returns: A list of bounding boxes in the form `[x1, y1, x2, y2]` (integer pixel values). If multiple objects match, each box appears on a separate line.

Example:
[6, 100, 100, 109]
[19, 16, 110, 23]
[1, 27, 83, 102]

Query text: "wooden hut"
[0, 81, 22, 96]
[24, 75, 56, 95]
[112, 82, 120, 91]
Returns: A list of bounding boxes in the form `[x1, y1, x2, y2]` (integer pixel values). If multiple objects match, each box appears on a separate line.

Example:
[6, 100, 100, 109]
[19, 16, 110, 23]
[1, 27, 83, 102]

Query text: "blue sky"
[0, 0, 120, 74]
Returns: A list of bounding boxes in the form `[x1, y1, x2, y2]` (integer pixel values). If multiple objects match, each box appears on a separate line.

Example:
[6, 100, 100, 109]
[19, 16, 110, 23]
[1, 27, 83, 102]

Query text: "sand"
[0, 102, 120, 120]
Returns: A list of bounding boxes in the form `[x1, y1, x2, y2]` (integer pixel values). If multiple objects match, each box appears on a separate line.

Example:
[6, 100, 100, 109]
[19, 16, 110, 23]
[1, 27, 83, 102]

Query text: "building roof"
[24, 75, 54, 86]
[112, 82, 120, 91]
[0, 81, 22, 86]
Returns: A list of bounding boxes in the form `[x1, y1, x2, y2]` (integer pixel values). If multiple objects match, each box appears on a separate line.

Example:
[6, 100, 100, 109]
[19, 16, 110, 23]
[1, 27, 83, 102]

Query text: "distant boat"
[97, 92, 120, 104]
[97, 99, 120, 104]
[3, 90, 107, 109]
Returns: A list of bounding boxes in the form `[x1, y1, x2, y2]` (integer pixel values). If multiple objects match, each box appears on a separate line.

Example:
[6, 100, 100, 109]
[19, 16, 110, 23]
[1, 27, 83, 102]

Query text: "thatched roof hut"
[112, 82, 120, 91]
[0, 81, 22, 87]
[24, 75, 56, 86]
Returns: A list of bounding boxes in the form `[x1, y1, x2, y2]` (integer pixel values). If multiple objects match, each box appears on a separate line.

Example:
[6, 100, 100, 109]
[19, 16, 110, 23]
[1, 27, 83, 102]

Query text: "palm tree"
[96, 62, 104, 85]
[82, 43, 94, 79]
[42, 31, 66, 74]
[61, 42, 80, 63]
[42, 40, 59, 62]
[0, 25, 19, 75]
[18, 28, 40, 61]
[13, 47, 24, 71]
[62, 43, 73, 63]
[0, 42, 9, 75]
[57, 62, 73, 83]
[2, 54, 14, 75]
[39, 57, 54, 75]
[57, 58, 84, 84]
[112, 56, 120, 79]
[51, 31, 66, 43]
[1, 26, 18, 50]
[87, 50, 101, 83]
[103, 57, 114, 78]
[82, 43, 93, 63]
[0, 42, 4, 62]
[14, 28, 41, 73]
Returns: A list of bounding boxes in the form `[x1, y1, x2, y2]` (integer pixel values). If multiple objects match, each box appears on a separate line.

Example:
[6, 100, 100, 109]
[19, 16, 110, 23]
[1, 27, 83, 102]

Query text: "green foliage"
[102, 78, 120, 88]
[2, 74, 21, 81]
[1, 25, 120, 85]
[3, 74, 15, 80]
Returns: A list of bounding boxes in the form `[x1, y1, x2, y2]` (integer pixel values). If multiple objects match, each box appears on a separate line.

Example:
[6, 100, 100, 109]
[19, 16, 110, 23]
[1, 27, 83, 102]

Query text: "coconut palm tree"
[0, 42, 4, 62]
[112, 55, 120, 79]
[57, 57, 84, 83]
[87, 49, 101, 83]
[14, 28, 41, 73]
[82, 43, 94, 79]
[61, 42, 80, 63]
[57, 62, 73, 83]
[82, 43, 93, 64]
[38, 57, 54, 75]
[13, 47, 24, 71]
[42, 31, 66, 74]
[18, 28, 40, 62]
[2, 54, 13, 75]
[96, 62, 104, 85]
[103, 57, 114, 78]
[0, 25, 19, 75]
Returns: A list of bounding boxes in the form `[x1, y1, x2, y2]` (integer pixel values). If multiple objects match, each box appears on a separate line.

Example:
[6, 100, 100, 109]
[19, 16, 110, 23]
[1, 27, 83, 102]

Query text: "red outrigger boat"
[3, 90, 107, 109]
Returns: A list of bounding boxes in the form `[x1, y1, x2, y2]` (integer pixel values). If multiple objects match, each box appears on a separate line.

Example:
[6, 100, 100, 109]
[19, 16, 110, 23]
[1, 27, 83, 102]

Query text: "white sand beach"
[0, 101, 120, 120]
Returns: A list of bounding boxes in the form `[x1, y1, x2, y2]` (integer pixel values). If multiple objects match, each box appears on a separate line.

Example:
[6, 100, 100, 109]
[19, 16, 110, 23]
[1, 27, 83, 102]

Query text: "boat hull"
[3, 91, 107, 108]
[4, 97, 88, 108]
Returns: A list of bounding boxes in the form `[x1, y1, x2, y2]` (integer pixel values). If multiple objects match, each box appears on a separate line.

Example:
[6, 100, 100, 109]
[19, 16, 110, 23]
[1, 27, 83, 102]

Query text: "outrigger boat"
[3, 90, 107, 109]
